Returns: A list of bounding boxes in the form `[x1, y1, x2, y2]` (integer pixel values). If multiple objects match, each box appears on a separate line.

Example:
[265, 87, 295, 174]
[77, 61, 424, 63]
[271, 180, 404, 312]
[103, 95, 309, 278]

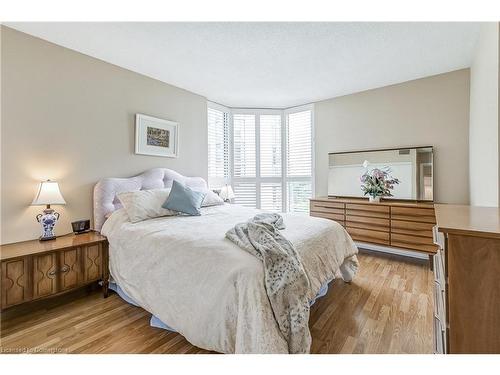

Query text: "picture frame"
[135, 113, 179, 158]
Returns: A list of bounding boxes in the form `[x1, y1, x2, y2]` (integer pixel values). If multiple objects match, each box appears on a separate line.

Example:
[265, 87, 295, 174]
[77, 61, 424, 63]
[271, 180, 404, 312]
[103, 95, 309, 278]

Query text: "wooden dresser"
[0, 232, 109, 311]
[310, 197, 438, 261]
[433, 204, 500, 354]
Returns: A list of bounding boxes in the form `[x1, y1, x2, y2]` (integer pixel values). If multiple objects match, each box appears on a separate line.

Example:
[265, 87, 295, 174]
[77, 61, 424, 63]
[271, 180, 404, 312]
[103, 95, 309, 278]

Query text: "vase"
[36, 207, 60, 241]
[369, 196, 381, 203]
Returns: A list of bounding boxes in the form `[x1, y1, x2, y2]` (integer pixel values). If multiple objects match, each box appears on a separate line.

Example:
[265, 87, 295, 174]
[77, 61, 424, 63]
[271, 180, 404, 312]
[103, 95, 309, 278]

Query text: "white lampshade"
[32, 180, 66, 206]
[219, 185, 235, 201]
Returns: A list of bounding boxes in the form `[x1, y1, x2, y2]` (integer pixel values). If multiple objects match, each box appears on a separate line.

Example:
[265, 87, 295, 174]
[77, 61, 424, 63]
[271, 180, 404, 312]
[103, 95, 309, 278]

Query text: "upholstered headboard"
[93, 168, 207, 231]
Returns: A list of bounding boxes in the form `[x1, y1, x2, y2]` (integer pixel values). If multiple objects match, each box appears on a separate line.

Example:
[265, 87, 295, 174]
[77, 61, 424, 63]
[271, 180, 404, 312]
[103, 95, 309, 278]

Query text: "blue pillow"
[162, 180, 207, 216]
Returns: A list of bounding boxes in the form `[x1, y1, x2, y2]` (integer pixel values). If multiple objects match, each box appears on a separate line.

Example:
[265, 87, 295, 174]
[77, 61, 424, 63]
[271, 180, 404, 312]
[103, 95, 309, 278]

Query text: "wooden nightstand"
[0, 231, 109, 311]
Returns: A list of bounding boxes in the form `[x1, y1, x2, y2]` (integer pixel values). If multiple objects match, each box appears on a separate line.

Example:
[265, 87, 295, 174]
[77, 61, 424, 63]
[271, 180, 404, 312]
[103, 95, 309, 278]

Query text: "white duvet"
[101, 204, 359, 354]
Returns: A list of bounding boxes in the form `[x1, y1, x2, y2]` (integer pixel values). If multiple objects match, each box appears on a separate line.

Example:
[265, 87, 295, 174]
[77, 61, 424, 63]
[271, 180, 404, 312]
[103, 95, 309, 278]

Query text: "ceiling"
[6, 22, 481, 108]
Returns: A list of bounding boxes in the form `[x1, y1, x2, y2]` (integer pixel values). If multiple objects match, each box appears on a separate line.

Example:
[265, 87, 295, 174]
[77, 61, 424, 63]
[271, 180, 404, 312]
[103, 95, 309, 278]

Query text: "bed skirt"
[108, 278, 334, 333]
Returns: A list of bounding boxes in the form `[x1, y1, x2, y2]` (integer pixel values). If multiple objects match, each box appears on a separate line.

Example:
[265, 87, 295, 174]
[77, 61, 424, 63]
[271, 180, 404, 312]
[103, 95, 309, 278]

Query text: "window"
[207, 105, 230, 187]
[260, 115, 282, 178]
[259, 114, 283, 211]
[207, 105, 313, 212]
[286, 110, 313, 213]
[232, 111, 284, 209]
[232, 113, 257, 207]
[233, 114, 256, 178]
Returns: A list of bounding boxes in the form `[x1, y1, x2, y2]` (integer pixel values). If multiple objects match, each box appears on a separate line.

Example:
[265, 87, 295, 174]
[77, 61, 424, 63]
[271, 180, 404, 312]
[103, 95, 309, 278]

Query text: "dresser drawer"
[310, 200, 344, 210]
[310, 204, 344, 215]
[345, 215, 390, 232]
[345, 203, 390, 219]
[391, 233, 438, 253]
[391, 206, 436, 223]
[346, 203, 390, 214]
[391, 220, 434, 238]
[310, 210, 344, 222]
[345, 227, 390, 245]
[392, 233, 434, 245]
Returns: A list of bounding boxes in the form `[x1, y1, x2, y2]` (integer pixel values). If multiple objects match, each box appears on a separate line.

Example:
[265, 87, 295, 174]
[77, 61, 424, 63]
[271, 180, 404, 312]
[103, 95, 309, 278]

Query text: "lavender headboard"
[93, 168, 207, 231]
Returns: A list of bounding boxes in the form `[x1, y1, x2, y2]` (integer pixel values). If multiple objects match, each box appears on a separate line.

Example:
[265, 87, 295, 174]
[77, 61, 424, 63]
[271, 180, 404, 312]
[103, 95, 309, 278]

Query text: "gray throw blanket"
[225, 213, 311, 354]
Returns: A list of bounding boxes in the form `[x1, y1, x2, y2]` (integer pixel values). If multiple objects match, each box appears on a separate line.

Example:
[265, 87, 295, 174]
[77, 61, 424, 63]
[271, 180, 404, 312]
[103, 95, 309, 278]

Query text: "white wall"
[469, 22, 500, 207]
[314, 69, 471, 204]
[1, 27, 208, 244]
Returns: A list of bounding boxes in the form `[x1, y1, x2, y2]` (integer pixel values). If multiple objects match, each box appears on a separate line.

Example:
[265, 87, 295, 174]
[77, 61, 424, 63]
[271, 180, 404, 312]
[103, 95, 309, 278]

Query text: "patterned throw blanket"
[225, 213, 311, 354]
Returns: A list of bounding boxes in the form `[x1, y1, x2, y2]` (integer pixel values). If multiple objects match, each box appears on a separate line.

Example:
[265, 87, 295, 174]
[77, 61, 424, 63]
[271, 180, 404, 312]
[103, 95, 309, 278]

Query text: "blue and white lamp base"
[36, 206, 60, 241]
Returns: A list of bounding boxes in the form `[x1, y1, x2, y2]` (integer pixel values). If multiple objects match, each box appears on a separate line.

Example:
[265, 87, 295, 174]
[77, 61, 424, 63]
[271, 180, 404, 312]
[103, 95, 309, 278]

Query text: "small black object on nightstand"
[72, 219, 90, 234]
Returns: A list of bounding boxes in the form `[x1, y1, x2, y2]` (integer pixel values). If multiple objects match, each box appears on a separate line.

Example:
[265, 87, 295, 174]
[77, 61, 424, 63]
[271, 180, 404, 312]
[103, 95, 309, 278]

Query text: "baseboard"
[354, 241, 429, 260]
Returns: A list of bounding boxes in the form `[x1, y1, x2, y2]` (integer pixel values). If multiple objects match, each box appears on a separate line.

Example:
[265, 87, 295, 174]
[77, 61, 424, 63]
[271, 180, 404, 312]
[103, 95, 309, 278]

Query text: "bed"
[94, 168, 359, 354]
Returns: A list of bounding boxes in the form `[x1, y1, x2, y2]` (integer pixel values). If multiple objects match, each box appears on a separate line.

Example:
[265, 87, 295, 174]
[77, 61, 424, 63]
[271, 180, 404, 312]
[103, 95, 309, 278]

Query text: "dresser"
[0, 232, 109, 311]
[310, 197, 438, 263]
[433, 204, 500, 354]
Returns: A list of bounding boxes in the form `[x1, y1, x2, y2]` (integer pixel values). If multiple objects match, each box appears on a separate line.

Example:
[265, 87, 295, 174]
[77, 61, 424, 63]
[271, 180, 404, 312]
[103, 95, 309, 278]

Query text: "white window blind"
[233, 182, 257, 207]
[207, 107, 229, 186]
[286, 110, 313, 213]
[287, 110, 312, 178]
[287, 181, 312, 213]
[260, 115, 282, 178]
[261, 182, 282, 211]
[233, 114, 256, 178]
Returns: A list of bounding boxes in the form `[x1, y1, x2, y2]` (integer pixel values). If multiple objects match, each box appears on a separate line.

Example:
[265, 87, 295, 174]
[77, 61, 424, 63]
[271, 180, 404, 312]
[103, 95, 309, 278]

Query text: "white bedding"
[101, 203, 359, 353]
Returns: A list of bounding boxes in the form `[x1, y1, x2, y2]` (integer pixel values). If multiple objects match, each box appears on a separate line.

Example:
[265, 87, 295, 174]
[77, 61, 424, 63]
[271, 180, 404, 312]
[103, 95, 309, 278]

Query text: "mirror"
[328, 147, 433, 201]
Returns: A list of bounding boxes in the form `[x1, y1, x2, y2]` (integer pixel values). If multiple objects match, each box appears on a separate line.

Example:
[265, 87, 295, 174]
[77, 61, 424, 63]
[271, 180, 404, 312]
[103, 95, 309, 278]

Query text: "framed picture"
[135, 114, 179, 158]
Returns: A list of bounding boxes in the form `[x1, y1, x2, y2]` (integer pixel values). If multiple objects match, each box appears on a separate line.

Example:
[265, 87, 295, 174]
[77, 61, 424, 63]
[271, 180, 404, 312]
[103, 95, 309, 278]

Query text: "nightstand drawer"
[83, 244, 104, 282]
[32, 252, 58, 299]
[59, 247, 83, 291]
[0, 257, 31, 309]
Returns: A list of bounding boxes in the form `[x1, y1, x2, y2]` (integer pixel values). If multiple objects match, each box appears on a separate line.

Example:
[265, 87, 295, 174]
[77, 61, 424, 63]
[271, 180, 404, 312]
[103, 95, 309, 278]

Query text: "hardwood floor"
[0, 250, 433, 354]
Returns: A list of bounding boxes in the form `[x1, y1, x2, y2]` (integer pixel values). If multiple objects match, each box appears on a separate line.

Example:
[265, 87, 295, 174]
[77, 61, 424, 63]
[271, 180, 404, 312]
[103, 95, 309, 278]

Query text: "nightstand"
[0, 231, 109, 311]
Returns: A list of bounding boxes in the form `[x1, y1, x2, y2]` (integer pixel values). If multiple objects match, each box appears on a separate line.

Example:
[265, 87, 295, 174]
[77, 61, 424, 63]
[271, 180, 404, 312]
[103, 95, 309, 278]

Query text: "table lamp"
[219, 185, 235, 203]
[31, 180, 66, 241]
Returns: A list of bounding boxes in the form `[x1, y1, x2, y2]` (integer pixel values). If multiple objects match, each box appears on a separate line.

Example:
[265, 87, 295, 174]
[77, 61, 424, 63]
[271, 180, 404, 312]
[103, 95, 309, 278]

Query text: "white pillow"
[117, 188, 176, 223]
[201, 190, 224, 207]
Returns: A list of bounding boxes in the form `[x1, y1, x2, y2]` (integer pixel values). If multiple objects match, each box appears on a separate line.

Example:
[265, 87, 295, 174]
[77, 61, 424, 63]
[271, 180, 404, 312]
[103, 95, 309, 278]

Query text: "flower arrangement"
[360, 167, 400, 201]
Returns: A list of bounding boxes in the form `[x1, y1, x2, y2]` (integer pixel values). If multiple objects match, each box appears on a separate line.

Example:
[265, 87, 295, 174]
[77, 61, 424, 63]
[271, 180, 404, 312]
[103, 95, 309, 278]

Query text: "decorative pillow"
[117, 188, 176, 223]
[201, 190, 224, 207]
[162, 180, 207, 216]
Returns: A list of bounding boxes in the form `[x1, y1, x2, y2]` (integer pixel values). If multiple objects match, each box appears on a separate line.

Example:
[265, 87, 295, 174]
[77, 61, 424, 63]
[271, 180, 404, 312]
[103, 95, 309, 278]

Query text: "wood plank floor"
[0, 250, 434, 354]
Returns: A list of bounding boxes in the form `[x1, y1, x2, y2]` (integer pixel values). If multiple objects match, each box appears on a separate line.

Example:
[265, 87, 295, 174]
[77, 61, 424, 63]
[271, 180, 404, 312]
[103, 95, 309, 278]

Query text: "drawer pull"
[48, 266, 70, 276]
